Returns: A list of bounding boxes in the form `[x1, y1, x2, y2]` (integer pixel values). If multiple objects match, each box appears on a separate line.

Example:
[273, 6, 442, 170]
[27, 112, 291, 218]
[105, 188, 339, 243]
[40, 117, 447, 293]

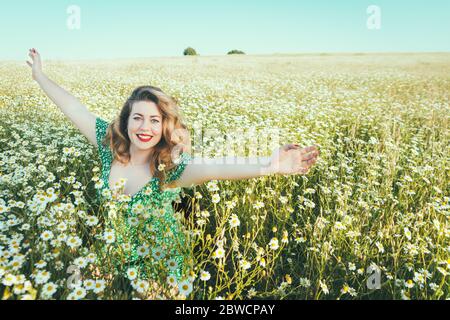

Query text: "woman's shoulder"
[175, 151, 192, 163]
[95, 117, 110, 132]
[165, 152, 192, 183]
[95, 117, 113, 162]
[95, 117, 111, 141]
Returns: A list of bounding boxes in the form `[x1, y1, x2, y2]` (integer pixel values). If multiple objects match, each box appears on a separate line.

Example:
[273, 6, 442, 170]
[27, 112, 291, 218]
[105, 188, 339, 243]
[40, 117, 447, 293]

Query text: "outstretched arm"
[26, 48, 98, 147]
[174, 144, 320, 188]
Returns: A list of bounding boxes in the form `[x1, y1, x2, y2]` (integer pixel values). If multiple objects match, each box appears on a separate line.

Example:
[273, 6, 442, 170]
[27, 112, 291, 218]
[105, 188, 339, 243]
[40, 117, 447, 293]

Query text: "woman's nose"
[140, 119, 152, 130]
[140, 119, 158, 133]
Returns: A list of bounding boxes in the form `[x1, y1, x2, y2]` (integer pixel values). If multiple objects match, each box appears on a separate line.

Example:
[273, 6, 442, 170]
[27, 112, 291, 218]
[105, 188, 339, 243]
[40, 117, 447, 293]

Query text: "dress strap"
[165, 152, 192, 184]
[95, 117, 113, 167]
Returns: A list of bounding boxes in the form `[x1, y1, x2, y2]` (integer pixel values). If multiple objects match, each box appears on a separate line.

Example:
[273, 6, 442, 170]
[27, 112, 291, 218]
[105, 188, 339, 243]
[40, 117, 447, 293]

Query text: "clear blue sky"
[1, 0, 449, 60]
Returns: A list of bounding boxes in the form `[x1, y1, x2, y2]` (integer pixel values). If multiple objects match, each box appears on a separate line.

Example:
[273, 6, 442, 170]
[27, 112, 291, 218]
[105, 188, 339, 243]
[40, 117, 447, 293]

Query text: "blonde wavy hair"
[102, 85, 191, 190]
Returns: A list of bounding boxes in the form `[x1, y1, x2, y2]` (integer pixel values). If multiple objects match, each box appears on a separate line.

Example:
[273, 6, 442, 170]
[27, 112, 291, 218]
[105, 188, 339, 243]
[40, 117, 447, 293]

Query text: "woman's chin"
[131, 141, 156, 150]
[140, 145, 155, 151]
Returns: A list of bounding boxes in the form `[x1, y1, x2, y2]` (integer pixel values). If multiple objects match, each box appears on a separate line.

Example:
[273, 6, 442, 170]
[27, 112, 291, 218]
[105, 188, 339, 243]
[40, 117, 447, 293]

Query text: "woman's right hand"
[26, 48, 43, 80]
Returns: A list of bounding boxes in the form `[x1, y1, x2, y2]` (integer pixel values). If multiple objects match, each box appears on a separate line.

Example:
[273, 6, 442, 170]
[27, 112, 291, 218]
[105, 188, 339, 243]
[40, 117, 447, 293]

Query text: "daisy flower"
[167, 259, 179, 271]
[131, 203, 145, 215]
[405, 279, 414, 288]
[269, 238, 279, 250]
[103, 230, 115, 244]
[229, 214, 240, 228]
[178, 279, 193, 297]
[152, 247, 165, 261]
[83, 279, 96, 291]
[200, 271, 211, 281]
[340, 284, 357, 296]
[127, 217, 139, 227]
[40, 230, 54, 241]
[134, 280, 149, 294]
[66, 235, 82, 249]
[126, 268, 138, 280]
[281, 230, 289, 244]
[375, 242, 384, 253]
[239, 259, 251, 270]
[401, 290, 411, 300]
[214, 247, 225, 259]
[73, 257, 88, 269]
[2, 274, 17, 286]
[35, 270, 51, 285]
[253, 201, 264, 209]
[211, 194, 220, 204]
[259, 257, 266, 267]
[94, 180, 104, 189]
[68, 286, 87, 300]
[136, 245, 149, 257]
[35, 260, 47, 269]
[41, 282, 58, 298]
[93, 280, 106, 294]
[56, 222, 67, 232]
[404, 227, 412, 240]
[167, 275, 177, 287]
[85, 215, 99, 227]
[206, 181, 219, 192]
[319, 280, 329, 295]
[86, 253, 97, 263]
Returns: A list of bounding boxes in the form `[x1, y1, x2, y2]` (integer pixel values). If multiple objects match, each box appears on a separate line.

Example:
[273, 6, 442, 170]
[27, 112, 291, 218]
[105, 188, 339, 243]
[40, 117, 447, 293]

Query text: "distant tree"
[227, 49, 245, 55]
[183, 47, 198, 56]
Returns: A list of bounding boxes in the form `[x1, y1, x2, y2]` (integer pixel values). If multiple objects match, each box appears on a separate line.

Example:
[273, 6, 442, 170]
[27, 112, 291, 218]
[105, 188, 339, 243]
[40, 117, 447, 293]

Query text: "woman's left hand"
[268, 144, 320, 175]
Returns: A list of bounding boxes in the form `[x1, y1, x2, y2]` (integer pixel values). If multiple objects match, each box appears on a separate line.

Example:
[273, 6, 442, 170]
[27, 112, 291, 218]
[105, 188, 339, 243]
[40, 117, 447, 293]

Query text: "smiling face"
[127, 101, 163, 150]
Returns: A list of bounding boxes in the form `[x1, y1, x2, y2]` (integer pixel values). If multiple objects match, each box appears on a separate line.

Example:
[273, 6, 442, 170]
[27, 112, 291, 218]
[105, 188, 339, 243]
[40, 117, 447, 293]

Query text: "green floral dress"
[94, 117, 192, 282]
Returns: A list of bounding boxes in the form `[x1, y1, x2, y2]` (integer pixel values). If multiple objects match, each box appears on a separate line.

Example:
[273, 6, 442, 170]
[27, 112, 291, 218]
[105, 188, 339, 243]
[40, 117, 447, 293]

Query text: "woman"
[26, 48, 320, 298]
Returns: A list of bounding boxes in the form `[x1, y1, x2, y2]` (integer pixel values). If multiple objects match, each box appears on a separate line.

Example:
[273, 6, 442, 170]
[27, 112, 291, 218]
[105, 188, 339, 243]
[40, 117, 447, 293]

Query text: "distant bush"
[183, 47, 198, 56]
[227, 50, 245, 55]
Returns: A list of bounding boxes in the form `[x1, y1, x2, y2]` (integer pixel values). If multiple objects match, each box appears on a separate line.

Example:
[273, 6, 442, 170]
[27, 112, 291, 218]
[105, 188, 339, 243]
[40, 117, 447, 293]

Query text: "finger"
[301, 146, 319, 156]
[305, 157, 317, 166]
[306, 145, 318, 153]
[298, 167, 309, 174]
[301, 151, 316, 161]
[301, 150, 319, 162]
[300, 159, 316, 171]
[299, 145, 317, 155]
[283, 143, 300, 152]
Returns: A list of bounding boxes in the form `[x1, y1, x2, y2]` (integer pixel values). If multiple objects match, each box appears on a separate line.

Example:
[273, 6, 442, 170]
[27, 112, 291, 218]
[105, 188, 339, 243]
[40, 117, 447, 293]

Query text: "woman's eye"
[133, 117, 158, 123]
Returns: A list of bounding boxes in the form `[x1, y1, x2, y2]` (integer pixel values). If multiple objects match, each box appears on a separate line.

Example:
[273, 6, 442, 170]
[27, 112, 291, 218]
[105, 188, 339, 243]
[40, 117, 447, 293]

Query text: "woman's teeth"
[137, 134, 152, 142]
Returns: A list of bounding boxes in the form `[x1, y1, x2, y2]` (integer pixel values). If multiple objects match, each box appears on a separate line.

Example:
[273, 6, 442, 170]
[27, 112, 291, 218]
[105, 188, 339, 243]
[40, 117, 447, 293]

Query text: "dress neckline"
[105, 161, 159, 199]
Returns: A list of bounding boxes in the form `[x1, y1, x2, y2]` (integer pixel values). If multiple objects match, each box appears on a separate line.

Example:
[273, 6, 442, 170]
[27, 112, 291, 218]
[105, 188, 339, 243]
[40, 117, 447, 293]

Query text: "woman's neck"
[128, 145, 153, 166]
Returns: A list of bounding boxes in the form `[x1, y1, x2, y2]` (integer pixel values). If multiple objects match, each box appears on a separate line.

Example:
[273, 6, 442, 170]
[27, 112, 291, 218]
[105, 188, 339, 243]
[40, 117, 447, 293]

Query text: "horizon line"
[3, 51, 450, 63]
